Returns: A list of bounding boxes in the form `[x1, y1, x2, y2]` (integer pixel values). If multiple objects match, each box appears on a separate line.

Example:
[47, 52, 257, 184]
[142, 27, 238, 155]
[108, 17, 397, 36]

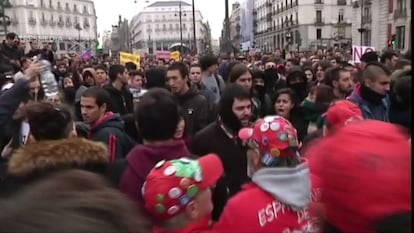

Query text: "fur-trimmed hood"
[8, 138, 108, 177]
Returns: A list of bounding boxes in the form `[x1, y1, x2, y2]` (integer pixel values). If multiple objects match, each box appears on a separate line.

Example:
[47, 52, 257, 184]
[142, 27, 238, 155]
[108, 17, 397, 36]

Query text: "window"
[59, 42, 65, 50]
[41, 13, 45, 20]
[363, 30, 371, 46]
[74, 4, 77, 12]
[338, 9, 344, 22]
[316, 10, 322, 21]
[40, 0, 44, 7]
[396, 26, 405, 49]
[162, 24, 166, 30]
[83, 5, 88, 14]
[169, 23, 173, 30]
[176, 23, 179, 29]
[65, 2, 70, 11]
[396, 0, 406, 11]
[316, 28, 322, 39]
[57, 1, 61, 9]
[49, 0, 53, 8]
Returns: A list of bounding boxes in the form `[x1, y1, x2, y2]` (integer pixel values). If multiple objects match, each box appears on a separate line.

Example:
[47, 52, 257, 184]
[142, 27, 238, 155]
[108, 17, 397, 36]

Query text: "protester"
[0, 102, 108, 197]
[213, 116, 320, 233]
[80, 86, 134, 162]
[104, 64, 133, 116]
[0, 170, 152, 233]
[348, 62, 391, 122]
[307, 120, 411, 232]
[166, 62, 209, 137]
[128, 70, 147, 102]
[143, 154, 223, 232]
[191, 84, 252, 220]
[119, 88, 191, 205]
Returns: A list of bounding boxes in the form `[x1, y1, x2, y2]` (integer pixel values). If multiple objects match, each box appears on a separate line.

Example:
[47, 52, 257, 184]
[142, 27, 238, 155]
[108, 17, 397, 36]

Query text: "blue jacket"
[347, 84, 390, 122]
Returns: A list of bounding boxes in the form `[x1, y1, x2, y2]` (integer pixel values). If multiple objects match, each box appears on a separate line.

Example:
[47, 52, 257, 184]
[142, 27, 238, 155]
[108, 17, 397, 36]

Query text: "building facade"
[229, 2, 242, 52]
[254, 0, 353, 52]
[240, 0, 255, 50]
[129, 0, 210, 54]
[4, 0, 97, 57]
[351, 0, 411, 52]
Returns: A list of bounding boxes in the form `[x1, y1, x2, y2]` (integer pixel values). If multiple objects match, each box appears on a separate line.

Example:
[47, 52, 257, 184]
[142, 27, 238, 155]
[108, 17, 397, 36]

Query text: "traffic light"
[388, 34, 396, 47]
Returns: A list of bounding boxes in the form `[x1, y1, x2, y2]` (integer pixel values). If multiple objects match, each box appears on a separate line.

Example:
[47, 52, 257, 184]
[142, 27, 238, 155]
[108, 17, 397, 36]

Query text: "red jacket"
[213, 164, 322, 233]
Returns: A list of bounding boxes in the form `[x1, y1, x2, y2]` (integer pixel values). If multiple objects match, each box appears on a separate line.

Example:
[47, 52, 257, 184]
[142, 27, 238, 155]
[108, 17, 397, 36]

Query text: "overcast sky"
[93, 0, 237, 40]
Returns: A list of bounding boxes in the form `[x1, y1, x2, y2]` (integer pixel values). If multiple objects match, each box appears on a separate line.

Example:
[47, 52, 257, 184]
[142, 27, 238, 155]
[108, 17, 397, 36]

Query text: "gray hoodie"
[252, 162, 311, 211]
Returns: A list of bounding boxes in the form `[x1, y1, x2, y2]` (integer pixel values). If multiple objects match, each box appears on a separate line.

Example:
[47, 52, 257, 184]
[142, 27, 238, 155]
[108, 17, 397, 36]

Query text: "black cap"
[360, 51, 378, 63]
[6, 32, 18, 40]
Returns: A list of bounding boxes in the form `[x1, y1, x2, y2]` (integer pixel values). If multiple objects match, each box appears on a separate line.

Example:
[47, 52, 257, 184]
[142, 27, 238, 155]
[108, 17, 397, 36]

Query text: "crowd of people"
[0, 31, 412, 233]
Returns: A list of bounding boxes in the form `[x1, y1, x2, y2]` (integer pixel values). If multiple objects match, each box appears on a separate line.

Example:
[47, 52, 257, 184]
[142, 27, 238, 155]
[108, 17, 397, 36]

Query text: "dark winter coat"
[104, 84, 134, 116]
[175, 88, 210, 137]
[0, 138, 108, 197]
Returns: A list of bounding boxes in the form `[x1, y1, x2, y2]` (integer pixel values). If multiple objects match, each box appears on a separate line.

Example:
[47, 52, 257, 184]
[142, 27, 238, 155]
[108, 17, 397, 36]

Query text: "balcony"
[28, 18, 36, 25]
[49, 19, 56, 27]
[66, 20, 72, 28]
[394, 9, 407, 19]
[40, 18, 48, 26]
[315, 0, 324, 4]
[314, 18, 325, 25]
[253, 10, 257, 16]
[83, 21, 90, 29]
[57, 20, 64, 27]
[337, 0, 346, 5]
[293, 0, 298, 6]
[266, 13, 272, 22]
[361, 15, 372, 24]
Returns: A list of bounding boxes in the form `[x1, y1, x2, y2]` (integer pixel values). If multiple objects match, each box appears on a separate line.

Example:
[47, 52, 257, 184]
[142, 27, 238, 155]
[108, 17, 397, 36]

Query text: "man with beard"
[191, 84, 252, 220]
[324, 67, 353, 99]
[104, 64, 133, 116]
[348, 62, 391, 122]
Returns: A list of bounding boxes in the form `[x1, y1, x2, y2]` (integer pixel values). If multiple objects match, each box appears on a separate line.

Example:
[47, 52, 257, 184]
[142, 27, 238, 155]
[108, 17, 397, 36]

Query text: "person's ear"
[332, 80, 339, 88]
[185, 200, 200, 220]
[100, 103, 107, 113]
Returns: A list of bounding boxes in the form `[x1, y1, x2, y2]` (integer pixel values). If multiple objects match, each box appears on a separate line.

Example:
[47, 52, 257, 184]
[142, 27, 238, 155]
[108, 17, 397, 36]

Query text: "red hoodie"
[119, 140, 191, 205]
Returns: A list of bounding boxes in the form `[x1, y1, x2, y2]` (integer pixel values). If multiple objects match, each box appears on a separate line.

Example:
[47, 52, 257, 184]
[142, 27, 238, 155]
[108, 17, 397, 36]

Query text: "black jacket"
[0, 41, 23, 64]
[175, 88, 209, 137]
[89, 113, 135, 162]
[191, 121, 250, 220]
[104, 84, 133, 116]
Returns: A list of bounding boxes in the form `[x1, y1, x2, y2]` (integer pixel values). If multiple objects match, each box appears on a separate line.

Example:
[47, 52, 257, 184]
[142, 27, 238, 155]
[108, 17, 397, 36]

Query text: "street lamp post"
[179, 1, 183, 56]
[191, 0, 196, 54]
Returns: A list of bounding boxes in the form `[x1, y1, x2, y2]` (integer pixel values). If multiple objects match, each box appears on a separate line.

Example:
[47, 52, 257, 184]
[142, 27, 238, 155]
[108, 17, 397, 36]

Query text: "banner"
[156, 50, 171, 60]
[119, 51, 141, 66]
[352, 45, 375, 63]
[170, 51, 180, 61]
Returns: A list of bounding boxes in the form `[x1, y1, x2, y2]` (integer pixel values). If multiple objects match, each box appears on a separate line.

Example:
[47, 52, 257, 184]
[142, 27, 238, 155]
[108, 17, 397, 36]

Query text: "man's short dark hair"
[108, 64, 126, 82]
[286, 58, 299, 66]
[95, 65, 107, 73]
[362, 62, 391, 82]
[360, 51, 379, 63]
[6, 32, 17, 40]
[199, 55, 218, 71]
[395, 59, 411, 70]
[380, 51, 398, 63]
[81, 86, 111, 109]
[129, 70, 145, 78]
[167, 62, 189, 79]
[324, 67, 348, 88]
[125, 62, 137, 72]
[24, 102, 73, 140]
[134, 88, 179, 141]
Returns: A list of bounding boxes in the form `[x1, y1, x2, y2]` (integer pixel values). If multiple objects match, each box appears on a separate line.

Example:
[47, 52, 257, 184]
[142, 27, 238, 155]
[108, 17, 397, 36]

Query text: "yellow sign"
[170, 51, 181, 61]
[119, 52, 141, 66]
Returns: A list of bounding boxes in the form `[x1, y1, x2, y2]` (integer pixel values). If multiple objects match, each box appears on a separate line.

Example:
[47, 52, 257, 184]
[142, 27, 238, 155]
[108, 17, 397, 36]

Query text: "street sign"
[352, 45, 375, 63]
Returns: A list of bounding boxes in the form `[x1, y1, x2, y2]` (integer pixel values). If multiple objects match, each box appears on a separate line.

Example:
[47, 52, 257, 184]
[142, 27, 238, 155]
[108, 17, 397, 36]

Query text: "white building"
[4, 0, 97, 56]
[254, 0, 353, 52]
[129, 0, 209, 54]
[351, 0, 411, 52]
